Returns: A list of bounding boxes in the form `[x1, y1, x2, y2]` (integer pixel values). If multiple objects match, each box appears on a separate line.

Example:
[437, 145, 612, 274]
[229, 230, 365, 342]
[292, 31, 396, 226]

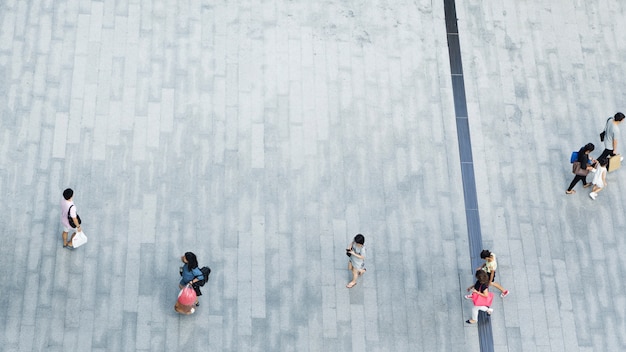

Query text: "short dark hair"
[614, 112, 625, 121]
[63, 188, 74, 200]
[354, 234, 365, 245]
[480, 249, 492, 259]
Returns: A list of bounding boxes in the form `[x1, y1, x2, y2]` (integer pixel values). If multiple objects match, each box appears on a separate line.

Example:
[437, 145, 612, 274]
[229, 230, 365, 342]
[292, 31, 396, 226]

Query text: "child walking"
[589, 159, 608, 200]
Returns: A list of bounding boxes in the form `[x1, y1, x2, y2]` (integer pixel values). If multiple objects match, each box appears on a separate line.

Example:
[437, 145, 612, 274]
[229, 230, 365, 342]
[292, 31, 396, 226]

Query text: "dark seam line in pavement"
[443, 0, 495, 351]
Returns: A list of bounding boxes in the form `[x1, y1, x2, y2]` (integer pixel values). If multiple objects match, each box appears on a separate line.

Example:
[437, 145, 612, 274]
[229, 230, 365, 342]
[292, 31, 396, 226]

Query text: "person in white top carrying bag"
[476, 249, 510, 298]
[60, 188, 84, 249]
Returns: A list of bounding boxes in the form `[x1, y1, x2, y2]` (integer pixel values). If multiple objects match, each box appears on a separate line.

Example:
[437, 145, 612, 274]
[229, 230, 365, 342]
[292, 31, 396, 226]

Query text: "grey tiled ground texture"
[0, 0, 624, 351]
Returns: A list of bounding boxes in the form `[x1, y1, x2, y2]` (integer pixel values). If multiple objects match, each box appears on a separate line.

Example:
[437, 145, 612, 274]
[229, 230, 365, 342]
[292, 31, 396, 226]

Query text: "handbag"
[177, 284, 197, 305]
[608, 154, 621, 172]
[472, 291, 494, 307]
[67, 205, 82, 228]
[72, 231, 88, 248]
[572, 162, 589, 176]
[600, 117, 611, 142]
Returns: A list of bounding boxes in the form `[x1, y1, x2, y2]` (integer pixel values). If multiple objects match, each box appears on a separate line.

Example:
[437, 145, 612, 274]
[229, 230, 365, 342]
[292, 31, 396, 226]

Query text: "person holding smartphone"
[346, 234, 366, 288]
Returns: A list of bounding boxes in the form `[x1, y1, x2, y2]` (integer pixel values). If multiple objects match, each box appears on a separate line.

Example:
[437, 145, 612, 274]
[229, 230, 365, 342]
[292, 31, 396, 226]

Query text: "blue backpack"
[570, 151, 593, 165]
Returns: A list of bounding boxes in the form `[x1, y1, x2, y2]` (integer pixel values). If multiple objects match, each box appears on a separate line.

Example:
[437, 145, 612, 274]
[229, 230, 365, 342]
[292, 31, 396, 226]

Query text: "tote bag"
[472, 291, 494, 307]
[72, 231, 88, 248]
[572, 162, 589, 176]
[608, 155, 621, 172]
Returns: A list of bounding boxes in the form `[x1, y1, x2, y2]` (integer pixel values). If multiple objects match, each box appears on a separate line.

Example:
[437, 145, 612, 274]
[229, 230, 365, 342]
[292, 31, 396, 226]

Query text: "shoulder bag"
[572, 162, 589, 176]
[472, 291, 494, 307]
[600, 117, 612, 141]
[68, 205, 82, 228]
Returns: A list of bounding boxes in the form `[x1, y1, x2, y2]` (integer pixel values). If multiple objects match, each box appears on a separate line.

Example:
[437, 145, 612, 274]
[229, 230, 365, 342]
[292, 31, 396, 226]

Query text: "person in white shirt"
[60, 188, 82, 248]
[589, 159, 608, 200]
[476, 249, 509, 298]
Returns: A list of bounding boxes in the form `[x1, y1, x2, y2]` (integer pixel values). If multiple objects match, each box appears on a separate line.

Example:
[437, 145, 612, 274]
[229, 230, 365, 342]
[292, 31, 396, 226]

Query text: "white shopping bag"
[72, 231, 88, 248]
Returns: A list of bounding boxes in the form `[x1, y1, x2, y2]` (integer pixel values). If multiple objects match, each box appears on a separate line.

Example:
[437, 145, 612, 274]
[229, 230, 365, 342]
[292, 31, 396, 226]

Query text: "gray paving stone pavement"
[0, 0, 625, 351]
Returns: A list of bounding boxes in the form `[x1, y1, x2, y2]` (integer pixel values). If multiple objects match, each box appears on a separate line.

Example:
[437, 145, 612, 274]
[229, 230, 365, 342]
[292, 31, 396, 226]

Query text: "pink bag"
[471, 291, 494, 306]
[177, 285, 197, 305]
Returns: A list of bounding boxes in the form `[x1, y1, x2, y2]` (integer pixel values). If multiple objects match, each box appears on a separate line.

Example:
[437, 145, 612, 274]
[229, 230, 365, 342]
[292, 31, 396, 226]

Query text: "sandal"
[346, 282, 357, 288]
[465, 319, 476, 324]
[565, 190, 576, 194]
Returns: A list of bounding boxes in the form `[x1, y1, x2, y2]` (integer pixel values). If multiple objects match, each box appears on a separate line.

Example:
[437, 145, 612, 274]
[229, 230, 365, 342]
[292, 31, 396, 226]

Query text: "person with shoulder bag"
[566, 143, 596, 194]
[598, 112, 625, 164]
[464, 270, 494, 324]
[178, 252, 204, 309]
[60, 188, 84, 249]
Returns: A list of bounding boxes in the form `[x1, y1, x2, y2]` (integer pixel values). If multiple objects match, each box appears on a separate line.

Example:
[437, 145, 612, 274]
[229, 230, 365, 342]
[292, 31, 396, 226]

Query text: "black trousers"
[598, 148, 615, 163]
[567, 174, 588, 191]
[192, 283, 202, 296]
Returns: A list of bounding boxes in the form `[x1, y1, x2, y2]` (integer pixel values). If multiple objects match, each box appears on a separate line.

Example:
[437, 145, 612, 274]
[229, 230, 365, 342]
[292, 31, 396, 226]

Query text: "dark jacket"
[577, 147, 590, 166]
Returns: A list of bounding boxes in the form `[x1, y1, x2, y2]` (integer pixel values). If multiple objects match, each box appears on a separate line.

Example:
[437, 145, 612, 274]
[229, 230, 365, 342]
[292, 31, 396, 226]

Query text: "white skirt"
[592, 168, 605, 188]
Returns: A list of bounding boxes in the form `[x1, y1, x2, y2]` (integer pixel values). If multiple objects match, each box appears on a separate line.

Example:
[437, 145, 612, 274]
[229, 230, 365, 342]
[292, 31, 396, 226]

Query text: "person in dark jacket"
[566, 143, 596, 194]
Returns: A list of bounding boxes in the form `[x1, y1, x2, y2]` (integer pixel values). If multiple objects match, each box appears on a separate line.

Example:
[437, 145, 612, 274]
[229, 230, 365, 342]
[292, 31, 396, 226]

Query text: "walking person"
[60, 188, 82, 249]
[346, 234, 366, 288]
[566, 143, 596, 194]
[598, 112, 625, 163]
[464, 270, 494, 324]
[178, 252, 204, 308]
[589, 158, 608, 200]
[476, 249, 509, 298]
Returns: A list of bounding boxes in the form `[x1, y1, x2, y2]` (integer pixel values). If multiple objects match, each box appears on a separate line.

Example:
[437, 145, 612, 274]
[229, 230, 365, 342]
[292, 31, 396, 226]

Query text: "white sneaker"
[589, 192, 597, 200]
[621, 156, 624, 162]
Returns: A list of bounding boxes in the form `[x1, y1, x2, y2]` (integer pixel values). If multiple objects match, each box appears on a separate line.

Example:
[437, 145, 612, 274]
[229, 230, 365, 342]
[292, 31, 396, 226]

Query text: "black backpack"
[195, 266, 211, 287]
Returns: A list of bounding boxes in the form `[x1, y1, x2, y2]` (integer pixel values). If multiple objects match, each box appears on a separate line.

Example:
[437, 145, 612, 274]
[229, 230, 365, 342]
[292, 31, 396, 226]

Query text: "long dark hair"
[580, 143, 595, 154]
[185, 252, 199, 269]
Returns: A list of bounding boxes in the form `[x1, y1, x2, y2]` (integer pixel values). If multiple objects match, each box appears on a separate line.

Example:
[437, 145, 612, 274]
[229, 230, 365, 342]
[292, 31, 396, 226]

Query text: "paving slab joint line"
[443, 0, 494, 351]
